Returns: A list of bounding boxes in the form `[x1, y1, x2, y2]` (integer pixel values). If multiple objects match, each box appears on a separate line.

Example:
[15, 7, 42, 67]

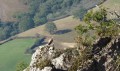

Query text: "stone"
[41, 67, 52, 71]
[52, 53, 71, 70]
[24, 45, 56, 71]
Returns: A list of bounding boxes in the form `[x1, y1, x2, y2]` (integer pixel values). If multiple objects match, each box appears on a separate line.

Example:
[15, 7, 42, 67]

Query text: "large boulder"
[52, 53, 71, 70]
[24, 45, 56, 71]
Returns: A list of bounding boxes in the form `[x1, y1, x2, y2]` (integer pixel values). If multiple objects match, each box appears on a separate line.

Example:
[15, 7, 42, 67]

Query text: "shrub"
[68, 47, 93, 71]
[16, 61, 28, 71]
[35, 59, 52, 69]
[114, 56, 120, 71]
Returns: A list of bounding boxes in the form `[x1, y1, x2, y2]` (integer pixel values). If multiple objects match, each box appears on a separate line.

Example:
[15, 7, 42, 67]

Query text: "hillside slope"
[17, 16, 80, 37]
[0, 0, 28, 21]
[17, 0, 120, 49]
[17, 16, 81, 49]
[94, 0, 120, 19]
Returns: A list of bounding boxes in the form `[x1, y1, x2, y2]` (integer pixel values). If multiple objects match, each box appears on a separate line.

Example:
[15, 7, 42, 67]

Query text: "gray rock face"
[52, 53, 71, 70]
[77, 37, 120, 71]
[41, 67, 52, 71]
[52, 54, 66, 70]
[24, 67, 52, 71]
[24, 37, 120, 71]
[24, 44, 74, 71]
[24, 45, 56, 71]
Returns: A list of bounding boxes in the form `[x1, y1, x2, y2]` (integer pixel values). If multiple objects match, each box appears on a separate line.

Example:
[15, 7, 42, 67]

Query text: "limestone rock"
[41, 67, 52, 71]
[24, 37, 120, 71]
[24, 45, 56, 71]
[52, 53, 69, 70]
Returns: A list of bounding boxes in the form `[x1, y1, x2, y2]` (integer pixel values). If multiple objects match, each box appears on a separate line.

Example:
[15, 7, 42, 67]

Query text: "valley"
[0, 0, 120, 71]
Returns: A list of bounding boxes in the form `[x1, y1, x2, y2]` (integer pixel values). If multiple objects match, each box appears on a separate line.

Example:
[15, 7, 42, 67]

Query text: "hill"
[0, 0, 120, 71]
[103, 0, 120, 19]
[23, 1, 120, 71]
[0, 38, 36, 71]
[102, 0, 120, 9]
[0, 0, 28, 21]
[93, 0, 120, 19]
[17, 0, 120, 48]
[17, 16, 81, 49]
[0, 0, 105, 41]
[17, 16, 80, 37]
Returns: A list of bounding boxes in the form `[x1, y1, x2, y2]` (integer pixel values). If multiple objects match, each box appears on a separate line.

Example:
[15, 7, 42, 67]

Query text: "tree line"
[0, 0, 104, 41]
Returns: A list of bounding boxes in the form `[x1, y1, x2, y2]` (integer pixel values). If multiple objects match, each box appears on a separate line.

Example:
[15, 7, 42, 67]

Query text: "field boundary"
[0, 36, 42, 45]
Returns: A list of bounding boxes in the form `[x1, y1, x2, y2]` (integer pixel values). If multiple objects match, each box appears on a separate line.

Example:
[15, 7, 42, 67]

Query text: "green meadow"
[0, 38, 36, 71]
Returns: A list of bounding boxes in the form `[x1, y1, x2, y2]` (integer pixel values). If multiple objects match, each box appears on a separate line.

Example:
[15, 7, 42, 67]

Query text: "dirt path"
[60, 42, 76, 48]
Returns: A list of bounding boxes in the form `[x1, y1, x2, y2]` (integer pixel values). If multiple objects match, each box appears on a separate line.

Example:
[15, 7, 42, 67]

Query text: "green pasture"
[0, 38, 36, 71]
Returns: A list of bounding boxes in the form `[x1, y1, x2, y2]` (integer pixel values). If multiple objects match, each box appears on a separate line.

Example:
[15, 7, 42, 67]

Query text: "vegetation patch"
[35, 59, 52, 69]
[45, 22, 57, 34]
[16, 61, 28, 71]
[0, 39, 36, 71]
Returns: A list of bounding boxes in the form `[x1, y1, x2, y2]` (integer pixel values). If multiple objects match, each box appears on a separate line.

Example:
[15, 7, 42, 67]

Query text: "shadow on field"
[25, 37, 46, 54]
[55, 29, 72, 35]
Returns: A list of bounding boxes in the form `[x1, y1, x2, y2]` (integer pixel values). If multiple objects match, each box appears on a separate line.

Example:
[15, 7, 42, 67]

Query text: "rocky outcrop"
[24, 36, 120, 71]
[52, 53, 72, 70]
[77, 37, 120, 71]
[24, 43, 77, 71]
[24, 45, 56, 71]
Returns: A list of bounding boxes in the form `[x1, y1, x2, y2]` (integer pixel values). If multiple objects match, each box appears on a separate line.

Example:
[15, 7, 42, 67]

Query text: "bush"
[45, 22, 57, 34]
[0, 22, 19, 41]
[35, 59, 52, 69]
[114, 56, 120, 71]
[16, 61, 28, 71]
[68, 47, 93, 71]
[73, 7, 87, 20]
[18, 15, 34, 32]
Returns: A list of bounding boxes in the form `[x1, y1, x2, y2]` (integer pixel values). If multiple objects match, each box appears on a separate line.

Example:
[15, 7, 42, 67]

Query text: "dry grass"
[17, 16, 81, 37]
[93, 0, 120, 19]
[18, 0, 120, 37]
[102, 0, 120, 19]
[0, 0, 28, 21]
[102, 0, 120, 8]
[17, 16, 82, 49]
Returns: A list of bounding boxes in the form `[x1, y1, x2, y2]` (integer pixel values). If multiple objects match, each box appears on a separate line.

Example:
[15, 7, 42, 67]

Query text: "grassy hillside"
[0, 0, 28, 21]
[0, 0, 105, 41]
[0, 0, 119, 71]
[17, 16, 82, 49]
[17, 0, 120, 37]
[103, 0, 120, 7]
[17, 0, 120, 49]
[103, 0, 120, 18]
[93, 0, 120, 19]
[17, 16, 81, 37]
[0, 38, 36, 71]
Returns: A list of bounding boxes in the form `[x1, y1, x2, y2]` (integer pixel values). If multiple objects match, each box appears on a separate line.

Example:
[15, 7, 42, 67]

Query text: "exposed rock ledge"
[24, 37, 120, 71]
